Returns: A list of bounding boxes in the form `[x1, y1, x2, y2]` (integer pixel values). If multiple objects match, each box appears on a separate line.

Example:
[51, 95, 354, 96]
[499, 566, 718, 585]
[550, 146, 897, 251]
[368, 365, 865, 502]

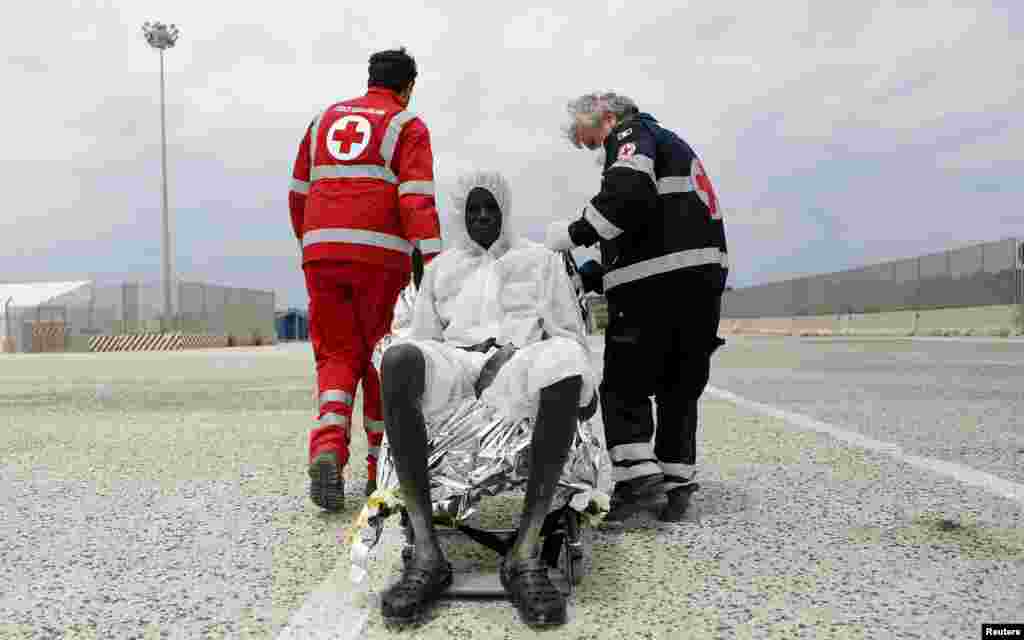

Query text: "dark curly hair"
[368, 47, 418, 93]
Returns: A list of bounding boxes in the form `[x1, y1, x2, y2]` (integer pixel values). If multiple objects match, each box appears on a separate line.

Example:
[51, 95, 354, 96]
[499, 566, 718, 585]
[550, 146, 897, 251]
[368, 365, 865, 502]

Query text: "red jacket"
[288, 87, 442, 274]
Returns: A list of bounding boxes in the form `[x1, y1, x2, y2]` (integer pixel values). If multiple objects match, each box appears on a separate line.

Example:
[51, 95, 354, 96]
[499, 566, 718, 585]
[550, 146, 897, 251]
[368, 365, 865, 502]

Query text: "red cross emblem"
[692, 157, 720, 220]
[333, 121, 364, 152]
[326, 115, 372, 161]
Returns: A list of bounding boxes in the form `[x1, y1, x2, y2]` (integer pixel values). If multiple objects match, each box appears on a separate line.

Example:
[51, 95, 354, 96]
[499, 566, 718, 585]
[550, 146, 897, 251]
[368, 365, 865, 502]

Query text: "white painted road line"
[275, 579, 370, 640]
[276, 528, 400, 640]
[706, 384, 1024, 505]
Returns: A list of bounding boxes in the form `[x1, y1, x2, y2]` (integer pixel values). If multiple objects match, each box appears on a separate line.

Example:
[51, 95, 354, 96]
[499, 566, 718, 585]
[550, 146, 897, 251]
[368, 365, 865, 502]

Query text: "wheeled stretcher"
[348, 252, 610, 598]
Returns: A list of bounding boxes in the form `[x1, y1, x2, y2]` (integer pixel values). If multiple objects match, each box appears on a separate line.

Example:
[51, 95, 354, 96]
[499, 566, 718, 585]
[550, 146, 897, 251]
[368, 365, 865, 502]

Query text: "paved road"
[709, 335, 1024, 485]
[0, 341, 1021, 639]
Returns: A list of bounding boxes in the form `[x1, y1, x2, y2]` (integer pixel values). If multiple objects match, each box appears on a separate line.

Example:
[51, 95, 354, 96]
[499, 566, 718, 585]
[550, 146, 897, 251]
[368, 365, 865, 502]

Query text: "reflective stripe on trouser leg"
[308, 413, 351, 467]
[609, 442, 662, 484]
[320, 389, 354, 409]
[318, 391, 355, 435]
[659, 463, 697, 490]
[655, 390, 702, 491]
[601, 385, 660, 484]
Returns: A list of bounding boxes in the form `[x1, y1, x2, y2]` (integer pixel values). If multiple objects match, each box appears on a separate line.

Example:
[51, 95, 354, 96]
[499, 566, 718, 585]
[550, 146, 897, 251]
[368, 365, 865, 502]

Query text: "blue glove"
[577, 259, 605, 295]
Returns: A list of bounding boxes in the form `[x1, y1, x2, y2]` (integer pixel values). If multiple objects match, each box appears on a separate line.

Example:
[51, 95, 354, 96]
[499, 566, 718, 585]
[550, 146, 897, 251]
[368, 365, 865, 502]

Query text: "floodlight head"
[142, 21, 180, 50]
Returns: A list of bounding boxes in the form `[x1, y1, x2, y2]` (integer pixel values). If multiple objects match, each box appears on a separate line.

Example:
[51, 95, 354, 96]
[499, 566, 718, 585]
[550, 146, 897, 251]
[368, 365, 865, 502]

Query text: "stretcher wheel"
[566, 546, 585, 586]
[561, 510, 588, 586]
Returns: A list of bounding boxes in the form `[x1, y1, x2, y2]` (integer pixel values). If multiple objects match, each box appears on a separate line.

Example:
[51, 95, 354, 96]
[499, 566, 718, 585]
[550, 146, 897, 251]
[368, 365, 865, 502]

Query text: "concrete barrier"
[89, 333, 230, 352]
[721, 304, 1022, 338]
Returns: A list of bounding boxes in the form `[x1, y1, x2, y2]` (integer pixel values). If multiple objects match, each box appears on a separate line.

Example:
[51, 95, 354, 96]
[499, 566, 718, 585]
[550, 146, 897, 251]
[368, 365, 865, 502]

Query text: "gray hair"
[561, 92, 638, 148]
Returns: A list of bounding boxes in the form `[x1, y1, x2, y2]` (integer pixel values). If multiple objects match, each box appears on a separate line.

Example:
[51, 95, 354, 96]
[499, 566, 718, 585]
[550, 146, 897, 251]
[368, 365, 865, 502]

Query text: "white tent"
[1, 281, 92, 353]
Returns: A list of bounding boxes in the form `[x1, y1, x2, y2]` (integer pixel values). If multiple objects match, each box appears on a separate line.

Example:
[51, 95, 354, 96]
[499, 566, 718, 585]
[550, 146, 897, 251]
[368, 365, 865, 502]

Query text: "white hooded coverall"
[382, 170, 597, 424]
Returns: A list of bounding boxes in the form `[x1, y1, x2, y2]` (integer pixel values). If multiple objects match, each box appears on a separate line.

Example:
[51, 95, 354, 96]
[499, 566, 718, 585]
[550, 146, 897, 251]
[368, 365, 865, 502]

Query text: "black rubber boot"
[659, 484, 699, 522]
[611, 472, 665, 502]
[381, 560, 453, 625]
[604, 473, 667, 521]
[308, 451, 344, 512]
[501, 557, 568, 627]
[364, 477, 377, 498]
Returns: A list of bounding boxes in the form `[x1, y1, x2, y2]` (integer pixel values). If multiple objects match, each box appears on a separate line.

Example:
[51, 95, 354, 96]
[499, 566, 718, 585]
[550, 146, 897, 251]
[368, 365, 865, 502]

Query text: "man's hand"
[544, 220, 576, 252]
[474, 343, 517, 398]
[577, 259, 605, 295]
[459, 337, 500, 354]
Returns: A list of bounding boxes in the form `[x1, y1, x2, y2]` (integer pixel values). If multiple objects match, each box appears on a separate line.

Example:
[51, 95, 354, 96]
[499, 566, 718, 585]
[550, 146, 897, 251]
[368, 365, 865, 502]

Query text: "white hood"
[448, 170, 528, 257]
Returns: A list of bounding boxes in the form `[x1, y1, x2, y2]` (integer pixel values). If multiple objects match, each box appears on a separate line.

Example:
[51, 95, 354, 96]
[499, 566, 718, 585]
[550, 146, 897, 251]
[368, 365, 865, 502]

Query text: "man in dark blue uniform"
[546, 92, 729, 521]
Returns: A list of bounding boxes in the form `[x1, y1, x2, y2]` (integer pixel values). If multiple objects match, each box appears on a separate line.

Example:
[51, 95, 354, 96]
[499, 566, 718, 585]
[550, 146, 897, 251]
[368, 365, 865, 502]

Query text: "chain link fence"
[722, 237, 1023, 319]
[2, 280, 276, 353]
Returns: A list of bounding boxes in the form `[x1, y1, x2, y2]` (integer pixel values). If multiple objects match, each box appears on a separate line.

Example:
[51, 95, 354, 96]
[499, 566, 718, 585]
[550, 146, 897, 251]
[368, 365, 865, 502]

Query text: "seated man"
[379, 170, 597, 627]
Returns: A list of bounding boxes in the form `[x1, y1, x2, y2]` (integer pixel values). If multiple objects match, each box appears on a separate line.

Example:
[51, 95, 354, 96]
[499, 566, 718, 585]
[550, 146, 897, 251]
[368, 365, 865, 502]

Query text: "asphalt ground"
[0, 337, 1021, 639]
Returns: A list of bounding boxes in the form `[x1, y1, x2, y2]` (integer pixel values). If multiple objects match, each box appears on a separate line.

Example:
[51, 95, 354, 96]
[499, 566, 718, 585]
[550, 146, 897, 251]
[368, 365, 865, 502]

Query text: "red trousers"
[303, 261, 406, 475]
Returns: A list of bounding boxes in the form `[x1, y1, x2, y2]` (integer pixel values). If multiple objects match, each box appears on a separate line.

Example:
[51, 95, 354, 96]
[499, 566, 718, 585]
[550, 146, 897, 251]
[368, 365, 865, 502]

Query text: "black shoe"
[365, 477, 377, 498]
[659, 483, 699, 522]
[611, 472, 665, 503]
[381, 560, 453, 625]
[308, 451, 344, 512]
[500, 557, 567, 627]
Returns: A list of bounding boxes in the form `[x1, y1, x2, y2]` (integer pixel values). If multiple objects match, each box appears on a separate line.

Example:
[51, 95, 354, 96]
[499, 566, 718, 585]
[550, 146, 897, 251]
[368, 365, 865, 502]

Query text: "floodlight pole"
[142, 21, 180, 332]
[3, 297, 12, 350]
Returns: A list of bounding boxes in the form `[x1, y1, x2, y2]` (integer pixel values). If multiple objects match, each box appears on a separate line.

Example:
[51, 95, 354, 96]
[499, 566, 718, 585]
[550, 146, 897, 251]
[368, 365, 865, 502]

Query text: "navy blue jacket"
[568, 112, 729, 301]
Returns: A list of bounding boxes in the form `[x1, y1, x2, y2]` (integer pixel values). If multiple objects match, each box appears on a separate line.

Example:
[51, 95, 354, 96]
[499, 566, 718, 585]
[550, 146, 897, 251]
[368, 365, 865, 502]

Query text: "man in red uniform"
[288, 48, 442, 512]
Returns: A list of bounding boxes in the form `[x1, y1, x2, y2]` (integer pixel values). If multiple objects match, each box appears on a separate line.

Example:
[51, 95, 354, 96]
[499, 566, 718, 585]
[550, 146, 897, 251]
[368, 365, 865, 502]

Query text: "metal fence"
[2, 280, 276, 353]
[722, 238, 1023, 319]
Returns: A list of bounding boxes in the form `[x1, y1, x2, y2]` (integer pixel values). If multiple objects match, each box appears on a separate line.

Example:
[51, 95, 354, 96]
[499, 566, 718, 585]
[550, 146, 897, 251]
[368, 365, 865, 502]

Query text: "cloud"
[503, 8, 571, 50]
[6, 55, 49, 73]
[2, 0, 1021, 309]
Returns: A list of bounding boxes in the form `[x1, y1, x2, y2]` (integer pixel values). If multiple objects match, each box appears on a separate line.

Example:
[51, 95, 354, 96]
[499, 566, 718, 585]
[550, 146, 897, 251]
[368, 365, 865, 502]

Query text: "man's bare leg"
[508, 374, 582, 561]
[501, 374, 582, 627]
[379, 343, 451, 623]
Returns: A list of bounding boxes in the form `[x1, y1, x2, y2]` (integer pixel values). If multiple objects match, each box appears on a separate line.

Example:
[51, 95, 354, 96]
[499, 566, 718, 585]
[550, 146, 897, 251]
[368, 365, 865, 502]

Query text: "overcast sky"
[3, 0, 1021, 308]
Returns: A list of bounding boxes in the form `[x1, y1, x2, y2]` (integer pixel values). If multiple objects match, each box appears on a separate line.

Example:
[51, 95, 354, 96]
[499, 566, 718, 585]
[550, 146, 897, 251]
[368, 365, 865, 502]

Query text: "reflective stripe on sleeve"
[290, 178, 310, 195]
[657, 175, 694, 194]
[302, 228, 414, 254]
[603, 247, 729, 291]
[364, 419, 385, 435]
[367, 446, 381, 459]
[398, 180, 434, 197]
[380, 111, 420, 166]
[610, 153, 656, 185]
[416, 238, 443, 254]
[584, 202, 624, 241]
[310, 164, 397, 183]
